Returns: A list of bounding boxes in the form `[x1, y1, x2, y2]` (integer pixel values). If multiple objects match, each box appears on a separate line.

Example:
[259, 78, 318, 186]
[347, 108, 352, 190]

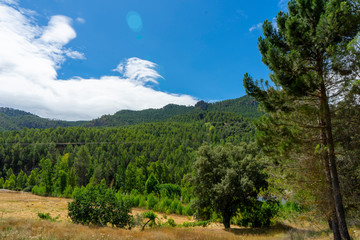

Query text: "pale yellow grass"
[0, 190, 344, 240]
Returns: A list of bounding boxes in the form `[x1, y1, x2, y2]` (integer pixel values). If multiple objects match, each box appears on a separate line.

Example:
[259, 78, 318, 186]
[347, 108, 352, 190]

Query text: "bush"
[38, 212, 59, 222]
[32, 185, 46, 196]
[234, 199, 280, 228]
[68, 185, 132, 228]
[181, 220, 211, 227]
[166, 218, 176, 227]
[145, 174, 159, 194]
[147, 193, 158, 210]
[159, 184, 181, 199]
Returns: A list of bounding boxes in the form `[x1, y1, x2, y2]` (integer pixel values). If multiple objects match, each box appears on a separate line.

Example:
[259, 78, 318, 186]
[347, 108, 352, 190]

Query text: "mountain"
[0, 95, 261, 131]
[86, 95, 261, 127]
[0, 107, 85, 131]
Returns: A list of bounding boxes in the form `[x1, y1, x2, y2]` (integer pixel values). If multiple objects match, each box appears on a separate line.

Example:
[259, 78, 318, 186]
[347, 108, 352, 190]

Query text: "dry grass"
[0, 190, 345, 240]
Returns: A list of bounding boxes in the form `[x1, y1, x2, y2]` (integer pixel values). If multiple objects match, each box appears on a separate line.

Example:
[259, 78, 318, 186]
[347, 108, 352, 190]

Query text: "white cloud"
[113, 58, 163, 85]
[249, 22, 262, 32]
[76, 17, 85, 24]
[0, 2, 197, 121]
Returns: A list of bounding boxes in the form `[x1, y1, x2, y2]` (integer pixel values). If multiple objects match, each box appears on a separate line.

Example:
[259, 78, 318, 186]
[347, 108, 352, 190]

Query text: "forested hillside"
[0, 108, 85, 131]
[0, 111, 254, 186]
[0, 95, 259, 131]
[85, 95, 261, 127]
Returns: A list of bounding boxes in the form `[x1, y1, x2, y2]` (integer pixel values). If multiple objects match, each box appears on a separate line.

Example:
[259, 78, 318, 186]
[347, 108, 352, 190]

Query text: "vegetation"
[192, 143, 268, 229]
[68, 184, 132, 228]
[244, 0, 360, 238]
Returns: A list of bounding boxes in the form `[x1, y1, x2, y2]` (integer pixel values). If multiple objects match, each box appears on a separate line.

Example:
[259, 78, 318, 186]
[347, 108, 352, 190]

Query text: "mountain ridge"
[0, 95, 261, 131]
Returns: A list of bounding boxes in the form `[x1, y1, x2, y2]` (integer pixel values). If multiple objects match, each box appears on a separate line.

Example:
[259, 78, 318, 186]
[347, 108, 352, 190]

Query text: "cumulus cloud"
[0, 2, 197, 121]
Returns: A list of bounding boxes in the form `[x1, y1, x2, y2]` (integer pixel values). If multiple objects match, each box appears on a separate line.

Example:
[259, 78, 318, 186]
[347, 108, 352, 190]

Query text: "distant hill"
[0, 95, 261, 131]
[0, 107, 84, 131]
[86, 95, 261, 127]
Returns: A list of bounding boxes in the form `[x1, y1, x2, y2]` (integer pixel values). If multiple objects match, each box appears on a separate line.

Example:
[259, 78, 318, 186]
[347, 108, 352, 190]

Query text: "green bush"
[181, 220, 210, 227]
[147, 193, 158, 210]
[68, 185, 132, 228]
[31, 185, 46, 196]
[157, 197, 172, 212]
[166, 218, 176, 227]
[38, 212, 59, 222]
[159, 184, 181, 199]
[234, 199, 280, 228]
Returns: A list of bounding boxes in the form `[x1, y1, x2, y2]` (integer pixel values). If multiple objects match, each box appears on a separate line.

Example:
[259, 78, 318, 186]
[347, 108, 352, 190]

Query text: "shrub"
[166, 218, 176, 227]
[234, 199, 281, 228]
[145, 174, 159, 194]
[181, 220, 210, 227]
[142, 211, 158, 230]
[159, 184, 181, 199]
[31, 185, 46, 196]
[68, 185, 132, 228]
[38, 212, 59, 222]
[147, 193, 158, 210]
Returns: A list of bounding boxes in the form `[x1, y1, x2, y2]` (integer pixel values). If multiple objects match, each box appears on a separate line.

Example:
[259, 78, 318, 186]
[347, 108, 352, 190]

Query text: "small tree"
[68, 184, 132, 228]
[39, 158, 53, 195]
[192, 143, 267, 229]
[145, 173, 159, 194]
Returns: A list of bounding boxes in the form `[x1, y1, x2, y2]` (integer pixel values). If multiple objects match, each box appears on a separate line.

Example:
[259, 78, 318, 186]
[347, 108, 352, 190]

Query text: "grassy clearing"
[0, 191, 347, 239]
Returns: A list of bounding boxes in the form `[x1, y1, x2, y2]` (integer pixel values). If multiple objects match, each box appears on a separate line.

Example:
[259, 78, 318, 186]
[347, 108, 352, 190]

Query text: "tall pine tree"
[243, 0, 360, 239]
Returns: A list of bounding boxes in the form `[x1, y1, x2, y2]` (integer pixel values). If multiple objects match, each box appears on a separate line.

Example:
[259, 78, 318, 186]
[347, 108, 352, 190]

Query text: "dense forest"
[0, 97, 257, 188]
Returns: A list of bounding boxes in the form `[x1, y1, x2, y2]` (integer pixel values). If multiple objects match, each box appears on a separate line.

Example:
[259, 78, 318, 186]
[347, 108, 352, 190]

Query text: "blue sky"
[0, 0, 287, 120]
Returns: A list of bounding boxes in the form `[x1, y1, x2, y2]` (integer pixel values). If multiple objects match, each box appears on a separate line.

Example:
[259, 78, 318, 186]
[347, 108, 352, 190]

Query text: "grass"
[0, 191, 349, 239]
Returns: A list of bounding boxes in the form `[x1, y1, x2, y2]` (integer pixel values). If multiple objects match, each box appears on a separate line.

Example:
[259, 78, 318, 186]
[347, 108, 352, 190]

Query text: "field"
[0, 190, 354, 240]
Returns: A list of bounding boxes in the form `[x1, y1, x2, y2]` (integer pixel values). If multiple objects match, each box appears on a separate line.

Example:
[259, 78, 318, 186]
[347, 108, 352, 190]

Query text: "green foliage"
[27, 169, 39, 189]
[74, 146, 91, 187]
[181, 220, 211, 227]
[142, 211, 158, 230]
[158, 184, 181, 199]
[31, 185, 46, 196]
[233, 199, 280, 228]
[193, 142, 267, 229]
[166, 218, 176, 227]
[68, 184, 132, 228]
[4, 173, 16, 190]
[39, 158, 53, 195]
[15, 170, 27, 190]
[37, 212, 59, 222]
[145, 173, 159, 194]
[146, 193, 159, 210]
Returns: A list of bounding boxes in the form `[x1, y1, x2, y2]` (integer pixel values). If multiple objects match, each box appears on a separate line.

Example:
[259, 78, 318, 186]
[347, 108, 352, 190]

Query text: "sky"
[0, 0, 288, 120]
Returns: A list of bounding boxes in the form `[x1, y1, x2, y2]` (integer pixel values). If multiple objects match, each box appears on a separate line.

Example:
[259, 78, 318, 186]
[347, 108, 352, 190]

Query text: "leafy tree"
[16, 170, 27, 190]
[27, 168, 39, 188]
[192, 143, 267, 229]
[68, 184, 132, 228]
[74, 146, 91, 186]
[39, 158, 53, 195]
[141, 211, 158, 230]
[243, 0, 360, 238]
[4, 173, 16, 190]
[145, 173, 159, 194]
[68, 167, 76, 189]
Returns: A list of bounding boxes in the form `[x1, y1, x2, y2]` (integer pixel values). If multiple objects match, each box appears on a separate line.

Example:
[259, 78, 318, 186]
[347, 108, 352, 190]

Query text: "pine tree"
[243, 0, 360, 238]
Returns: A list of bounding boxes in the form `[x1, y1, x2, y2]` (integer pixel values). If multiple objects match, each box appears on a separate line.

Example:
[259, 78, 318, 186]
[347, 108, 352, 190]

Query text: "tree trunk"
[222, 210, 231, 229]
[320, 83, 350, 240]
[320, 116, 341, 240]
